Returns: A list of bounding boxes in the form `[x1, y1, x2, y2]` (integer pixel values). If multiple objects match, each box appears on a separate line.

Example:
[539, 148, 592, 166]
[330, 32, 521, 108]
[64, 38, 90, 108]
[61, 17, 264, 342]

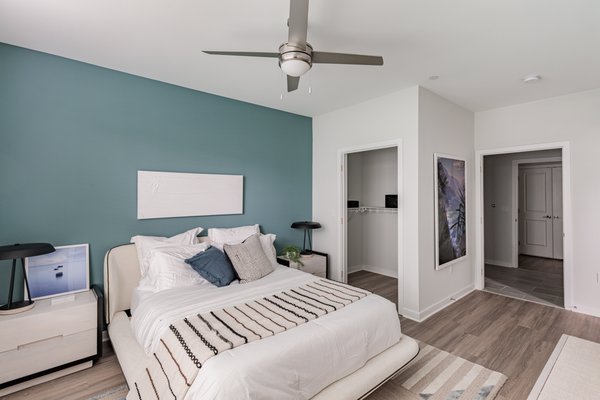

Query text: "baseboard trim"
[399, 307, 420, 322]
[348, 265, 367, 274]
[570, 304, 600, 318]
[348, 265, 398, 279]
[404, 284, 475, 323]
[485, 259, 516, 268]
[419, 284, 475, 322]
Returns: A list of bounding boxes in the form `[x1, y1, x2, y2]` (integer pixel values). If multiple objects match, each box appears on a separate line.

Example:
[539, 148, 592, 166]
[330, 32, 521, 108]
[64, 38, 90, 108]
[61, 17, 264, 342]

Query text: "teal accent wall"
[0, 43, 312, 302]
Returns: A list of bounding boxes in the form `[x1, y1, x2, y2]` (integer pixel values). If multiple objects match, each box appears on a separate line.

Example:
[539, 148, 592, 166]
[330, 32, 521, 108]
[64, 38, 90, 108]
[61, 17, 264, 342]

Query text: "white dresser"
[0, 289, 100, 396]
[278, 252, 328, 278]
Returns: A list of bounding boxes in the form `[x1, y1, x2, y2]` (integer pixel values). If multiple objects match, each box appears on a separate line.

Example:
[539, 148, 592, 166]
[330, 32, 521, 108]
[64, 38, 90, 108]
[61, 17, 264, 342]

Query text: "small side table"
[277, 251, 328, 279]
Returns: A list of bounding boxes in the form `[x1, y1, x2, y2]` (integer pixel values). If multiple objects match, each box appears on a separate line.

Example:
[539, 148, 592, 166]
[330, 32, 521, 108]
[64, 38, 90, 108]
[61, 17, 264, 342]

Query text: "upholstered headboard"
[103, 237, 210, 324]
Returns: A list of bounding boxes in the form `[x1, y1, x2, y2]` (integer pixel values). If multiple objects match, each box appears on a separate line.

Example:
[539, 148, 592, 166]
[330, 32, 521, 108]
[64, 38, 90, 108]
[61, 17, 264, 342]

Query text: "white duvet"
[131, 266, 402, 400]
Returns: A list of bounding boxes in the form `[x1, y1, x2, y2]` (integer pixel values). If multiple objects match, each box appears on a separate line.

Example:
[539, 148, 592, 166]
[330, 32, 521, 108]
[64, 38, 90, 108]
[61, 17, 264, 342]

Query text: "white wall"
[475, 88, 600, 317]
[418, 88, 475, 316]
[313, 86, 477, 320]
[347, 147, 398, 277]
[483, 149, 562, 267]
[312, 86, 420, 313]
[362, 147, 398, 207]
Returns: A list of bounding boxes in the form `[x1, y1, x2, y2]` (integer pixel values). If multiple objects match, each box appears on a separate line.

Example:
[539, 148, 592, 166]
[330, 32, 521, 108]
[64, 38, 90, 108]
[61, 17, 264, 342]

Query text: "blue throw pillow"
[185, 246, 236, 287]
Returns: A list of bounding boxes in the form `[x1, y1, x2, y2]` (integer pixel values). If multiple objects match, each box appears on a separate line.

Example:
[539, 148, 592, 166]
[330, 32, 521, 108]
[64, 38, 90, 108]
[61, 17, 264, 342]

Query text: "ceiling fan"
[203, 0, 384, 92]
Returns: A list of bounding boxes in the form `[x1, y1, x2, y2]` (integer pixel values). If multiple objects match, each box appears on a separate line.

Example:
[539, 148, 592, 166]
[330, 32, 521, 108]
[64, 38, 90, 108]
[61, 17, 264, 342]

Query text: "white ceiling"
[1, 0, 599, 116]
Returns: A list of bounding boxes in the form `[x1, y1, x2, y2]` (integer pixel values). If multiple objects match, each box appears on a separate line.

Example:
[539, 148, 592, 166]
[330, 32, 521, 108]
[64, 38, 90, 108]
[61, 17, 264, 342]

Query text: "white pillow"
[144, 243, 212, 292]
[260, 234, 278, 267]
[131, 227, 202, 275]
[208, 224, 260, 249]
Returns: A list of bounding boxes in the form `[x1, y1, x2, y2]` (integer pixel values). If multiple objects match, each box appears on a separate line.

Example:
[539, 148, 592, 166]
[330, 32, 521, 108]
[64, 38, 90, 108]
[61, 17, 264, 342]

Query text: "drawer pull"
[17, 335, 64, 350]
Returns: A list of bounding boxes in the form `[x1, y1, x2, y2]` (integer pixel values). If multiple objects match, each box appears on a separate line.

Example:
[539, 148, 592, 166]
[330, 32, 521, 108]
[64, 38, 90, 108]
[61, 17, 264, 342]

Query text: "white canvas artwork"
[137, 170, 244, 219]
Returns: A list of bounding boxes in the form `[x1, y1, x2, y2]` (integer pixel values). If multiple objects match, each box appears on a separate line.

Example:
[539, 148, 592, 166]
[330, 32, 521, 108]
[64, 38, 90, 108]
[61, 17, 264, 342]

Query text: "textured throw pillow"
[208, 224, 260, 250]
[131, 227, 202, 275]
[224, 234, 274, 283]
[185, 247, 236, 287]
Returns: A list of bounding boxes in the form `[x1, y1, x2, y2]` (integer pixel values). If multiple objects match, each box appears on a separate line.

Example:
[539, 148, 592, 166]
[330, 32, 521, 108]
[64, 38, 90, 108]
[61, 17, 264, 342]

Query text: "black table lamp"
[0, 243, 55, 315]
[291, 221, 322, 255]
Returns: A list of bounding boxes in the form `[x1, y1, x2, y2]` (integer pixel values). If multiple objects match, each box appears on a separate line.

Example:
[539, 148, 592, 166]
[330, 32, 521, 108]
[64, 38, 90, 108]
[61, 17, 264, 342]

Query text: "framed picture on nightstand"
[25, 243, 90, 300]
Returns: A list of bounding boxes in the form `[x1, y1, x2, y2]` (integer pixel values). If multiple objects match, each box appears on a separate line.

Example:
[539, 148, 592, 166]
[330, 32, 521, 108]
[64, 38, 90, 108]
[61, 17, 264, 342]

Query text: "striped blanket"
[128, 279, 370, 400]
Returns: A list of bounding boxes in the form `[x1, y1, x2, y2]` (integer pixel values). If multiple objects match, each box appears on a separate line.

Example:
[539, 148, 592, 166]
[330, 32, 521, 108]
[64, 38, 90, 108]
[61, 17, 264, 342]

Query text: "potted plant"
[281, 245, 304, 266]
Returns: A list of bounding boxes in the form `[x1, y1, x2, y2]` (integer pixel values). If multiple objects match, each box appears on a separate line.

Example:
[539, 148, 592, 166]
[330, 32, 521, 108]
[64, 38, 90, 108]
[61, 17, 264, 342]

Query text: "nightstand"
[277, 251, 328, 279]
[0, 287, 103, 396]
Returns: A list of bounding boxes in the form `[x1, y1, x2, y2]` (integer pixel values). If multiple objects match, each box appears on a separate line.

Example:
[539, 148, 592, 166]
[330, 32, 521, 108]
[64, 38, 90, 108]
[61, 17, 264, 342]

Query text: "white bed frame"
[103, 242, 419, 399]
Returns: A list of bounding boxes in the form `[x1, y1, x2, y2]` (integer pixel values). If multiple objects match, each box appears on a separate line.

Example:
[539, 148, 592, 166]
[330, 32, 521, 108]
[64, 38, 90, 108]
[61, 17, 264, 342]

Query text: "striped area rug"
[391, 342, 507, 400]
[88, 384, 128, 400]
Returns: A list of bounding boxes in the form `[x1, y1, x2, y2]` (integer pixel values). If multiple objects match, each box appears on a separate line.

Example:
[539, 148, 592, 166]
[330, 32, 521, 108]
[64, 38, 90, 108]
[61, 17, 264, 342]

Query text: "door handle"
[543, 215, 552, 219]
[553, 216, 560, 219]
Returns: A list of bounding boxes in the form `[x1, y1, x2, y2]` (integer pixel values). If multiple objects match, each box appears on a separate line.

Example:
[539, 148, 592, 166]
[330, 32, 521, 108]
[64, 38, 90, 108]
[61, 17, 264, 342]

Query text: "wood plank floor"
[485, 255, 564, 307]
[348, 270, 398, 305]
[6, 274, 600, 400]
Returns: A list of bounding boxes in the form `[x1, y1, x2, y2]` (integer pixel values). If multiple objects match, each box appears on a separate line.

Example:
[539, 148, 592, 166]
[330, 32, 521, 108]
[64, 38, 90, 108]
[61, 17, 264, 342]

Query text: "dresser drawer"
[0, 328, 97, 384]
[0, 291, 96, 353]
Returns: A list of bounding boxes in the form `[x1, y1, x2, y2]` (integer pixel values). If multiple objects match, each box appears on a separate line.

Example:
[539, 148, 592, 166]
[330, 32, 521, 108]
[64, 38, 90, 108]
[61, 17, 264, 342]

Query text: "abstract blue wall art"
[434, 154, 467, 269]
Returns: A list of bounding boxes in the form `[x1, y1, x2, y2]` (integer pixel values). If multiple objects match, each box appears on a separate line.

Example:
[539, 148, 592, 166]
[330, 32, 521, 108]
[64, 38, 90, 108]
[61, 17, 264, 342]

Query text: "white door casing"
[521, 167, 554, 258]
[475, 141, 572, 311]
[552, 167, 564, 259]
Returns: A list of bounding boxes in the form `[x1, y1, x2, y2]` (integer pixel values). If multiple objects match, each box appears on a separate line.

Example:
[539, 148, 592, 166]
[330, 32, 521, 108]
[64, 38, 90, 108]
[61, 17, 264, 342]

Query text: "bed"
[103, 239, 419, 399]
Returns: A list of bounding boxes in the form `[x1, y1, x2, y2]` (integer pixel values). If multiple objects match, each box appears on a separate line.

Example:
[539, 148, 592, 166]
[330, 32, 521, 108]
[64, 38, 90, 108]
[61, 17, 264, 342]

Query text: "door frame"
[337, 139, 404, 312]
[475, 142, 573, 310]
[512, 157, 562, 266]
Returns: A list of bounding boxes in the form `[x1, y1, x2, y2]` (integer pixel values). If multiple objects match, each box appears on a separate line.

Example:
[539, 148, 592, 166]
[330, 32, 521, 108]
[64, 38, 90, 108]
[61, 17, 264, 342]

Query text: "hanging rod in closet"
[347, 206, 398, 214]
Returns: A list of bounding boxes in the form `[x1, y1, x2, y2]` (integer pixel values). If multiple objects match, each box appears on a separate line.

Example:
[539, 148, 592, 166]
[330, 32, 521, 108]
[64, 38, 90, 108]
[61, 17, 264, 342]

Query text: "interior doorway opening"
[338, 141, 402, 311]
[482, 149, 564, 307]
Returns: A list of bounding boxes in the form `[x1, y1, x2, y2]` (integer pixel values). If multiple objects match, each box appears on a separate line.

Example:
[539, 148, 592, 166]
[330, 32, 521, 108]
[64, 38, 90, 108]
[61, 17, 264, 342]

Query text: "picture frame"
[25, 243, 90, 300]
[434, 154, 467, 270]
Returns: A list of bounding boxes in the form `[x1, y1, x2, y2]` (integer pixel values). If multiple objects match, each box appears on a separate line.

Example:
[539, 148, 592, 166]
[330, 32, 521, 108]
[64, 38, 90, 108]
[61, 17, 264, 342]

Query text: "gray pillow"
[224, 234, 274, 283]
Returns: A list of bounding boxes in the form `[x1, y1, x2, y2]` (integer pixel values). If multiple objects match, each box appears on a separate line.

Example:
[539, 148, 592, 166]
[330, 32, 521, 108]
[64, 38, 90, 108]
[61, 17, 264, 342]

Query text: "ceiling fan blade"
[312, 52, 384, 66]
[203, 51, 279, 58]
[288, 0, 309, 46]
[287, 75, 300, 92]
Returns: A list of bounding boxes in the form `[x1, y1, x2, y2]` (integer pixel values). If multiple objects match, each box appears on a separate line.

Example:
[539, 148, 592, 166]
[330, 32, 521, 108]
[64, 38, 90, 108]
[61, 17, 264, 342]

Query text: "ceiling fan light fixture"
[280, 58, 311, 77]
[279, 43, 312, 77]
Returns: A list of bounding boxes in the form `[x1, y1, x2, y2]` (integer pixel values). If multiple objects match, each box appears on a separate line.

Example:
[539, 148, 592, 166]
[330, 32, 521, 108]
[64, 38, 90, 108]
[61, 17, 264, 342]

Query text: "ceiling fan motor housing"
[279, 43, 313, 76]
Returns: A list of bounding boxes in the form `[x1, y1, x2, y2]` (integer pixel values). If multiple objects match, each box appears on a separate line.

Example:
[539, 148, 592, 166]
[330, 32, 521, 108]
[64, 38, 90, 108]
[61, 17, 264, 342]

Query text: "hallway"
[484, 255, 563, 307]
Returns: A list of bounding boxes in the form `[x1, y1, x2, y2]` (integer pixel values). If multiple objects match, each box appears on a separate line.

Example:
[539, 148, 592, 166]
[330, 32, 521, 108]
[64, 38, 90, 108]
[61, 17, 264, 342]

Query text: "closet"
[346, 147, 398, 278]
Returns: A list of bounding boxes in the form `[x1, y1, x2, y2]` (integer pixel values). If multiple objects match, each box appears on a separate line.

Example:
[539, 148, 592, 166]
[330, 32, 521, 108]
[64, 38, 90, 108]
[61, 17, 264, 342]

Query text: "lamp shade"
[0, 242, 55, 315]
[291, 221, 322, 255]
[291, 221, 322, 230]
[0, 243, 55, 260]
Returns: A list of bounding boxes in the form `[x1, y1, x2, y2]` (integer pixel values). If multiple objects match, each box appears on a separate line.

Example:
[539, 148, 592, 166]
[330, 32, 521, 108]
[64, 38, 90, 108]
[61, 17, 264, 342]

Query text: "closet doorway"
[339, 142, 401, 309]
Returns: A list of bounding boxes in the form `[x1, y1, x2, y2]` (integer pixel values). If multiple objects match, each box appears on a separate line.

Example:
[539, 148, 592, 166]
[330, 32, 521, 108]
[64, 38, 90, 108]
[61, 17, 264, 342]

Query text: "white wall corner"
[413, 284, 475, 322]
[399, 307, 421, 322]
